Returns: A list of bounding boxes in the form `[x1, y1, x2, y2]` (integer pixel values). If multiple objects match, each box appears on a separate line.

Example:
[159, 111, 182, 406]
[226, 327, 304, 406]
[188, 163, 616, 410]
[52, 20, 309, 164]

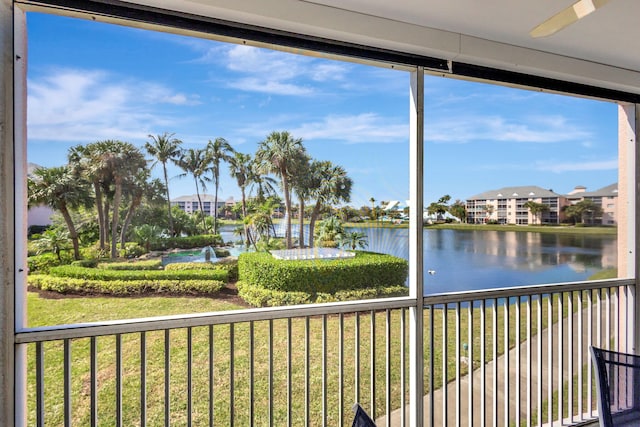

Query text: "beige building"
[466, 184, 618, 225]
[171, 195, 235, 218]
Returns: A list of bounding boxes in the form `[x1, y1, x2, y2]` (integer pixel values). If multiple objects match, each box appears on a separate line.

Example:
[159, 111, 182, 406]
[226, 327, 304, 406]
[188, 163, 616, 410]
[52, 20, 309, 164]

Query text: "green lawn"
[26, 289, 583, 426]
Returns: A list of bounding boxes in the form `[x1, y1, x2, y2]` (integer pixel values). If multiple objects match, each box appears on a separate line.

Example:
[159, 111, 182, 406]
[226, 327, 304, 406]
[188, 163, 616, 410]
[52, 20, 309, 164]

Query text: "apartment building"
[171, 195, 235, 217]
[466, 184, 618, 225]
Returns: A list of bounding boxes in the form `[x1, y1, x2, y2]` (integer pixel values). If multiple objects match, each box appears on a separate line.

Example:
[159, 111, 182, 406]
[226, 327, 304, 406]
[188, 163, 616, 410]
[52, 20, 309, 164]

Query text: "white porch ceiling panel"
[111, 0, 640, 95]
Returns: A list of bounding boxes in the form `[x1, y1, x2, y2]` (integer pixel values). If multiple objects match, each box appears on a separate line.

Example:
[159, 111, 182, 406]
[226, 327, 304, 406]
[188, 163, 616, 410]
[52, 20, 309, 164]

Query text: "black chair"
[591, 346, 640, 427]
[352, 403, 377, 427]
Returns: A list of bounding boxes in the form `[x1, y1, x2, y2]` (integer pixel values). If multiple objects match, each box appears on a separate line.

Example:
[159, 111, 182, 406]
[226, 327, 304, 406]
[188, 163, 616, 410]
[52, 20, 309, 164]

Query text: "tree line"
[28, 131, 353, 259]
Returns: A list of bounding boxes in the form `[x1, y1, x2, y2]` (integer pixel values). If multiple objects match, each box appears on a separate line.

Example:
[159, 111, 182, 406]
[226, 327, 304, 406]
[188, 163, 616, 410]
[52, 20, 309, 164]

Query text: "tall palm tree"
[175, 148, 210, 233]
[255, 131, 305, 249]
[145, 132, 182, 237]
[205, 137, 234, 234]
[103, 141, 147, 258]
[307, 161, 352, 247]
[228, 151, 253, 246]
[290, 153, 312, 247]
[28, 165, 92, 260]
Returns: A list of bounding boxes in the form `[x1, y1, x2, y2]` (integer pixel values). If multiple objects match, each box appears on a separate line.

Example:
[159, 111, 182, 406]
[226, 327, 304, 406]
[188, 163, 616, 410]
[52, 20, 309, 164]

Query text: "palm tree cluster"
[28, 130, 353, 259]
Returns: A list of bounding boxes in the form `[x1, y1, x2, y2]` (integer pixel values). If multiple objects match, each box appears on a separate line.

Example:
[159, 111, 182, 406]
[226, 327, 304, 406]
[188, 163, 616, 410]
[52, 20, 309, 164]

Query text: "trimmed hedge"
[236, 281, 311, 307]
[165, 260, 238, 282]
[238, 251, 408, 294]
[49, 265, 228, 282]
[236, 281, 407, 307]
[150, 234, 224, 251]
[98, 260, 163, 270]
[29, 274, 225, 296]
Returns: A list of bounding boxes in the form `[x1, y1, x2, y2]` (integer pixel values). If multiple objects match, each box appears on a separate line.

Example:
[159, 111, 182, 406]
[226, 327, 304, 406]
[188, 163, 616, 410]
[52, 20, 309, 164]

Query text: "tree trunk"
[195, 179, 206, 233]
[163, 164, 174, 237]
[111, 178, 122, 258]
[241, 187, 250, 247]
[213, 173, 219, 235]
[94, 183, 106, 250]
[282, 176, 292, 249]
[298, 198, 305, 247]
[59, 205, 81, 260]
[120, 195, 141, 249]
[308, 201, 322, 247]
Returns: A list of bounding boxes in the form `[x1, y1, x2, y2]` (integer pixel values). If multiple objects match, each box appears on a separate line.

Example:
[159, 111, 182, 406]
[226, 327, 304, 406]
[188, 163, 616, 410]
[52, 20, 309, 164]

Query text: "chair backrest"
[591, 346, 640, 427]
[352, 403, 377, 427]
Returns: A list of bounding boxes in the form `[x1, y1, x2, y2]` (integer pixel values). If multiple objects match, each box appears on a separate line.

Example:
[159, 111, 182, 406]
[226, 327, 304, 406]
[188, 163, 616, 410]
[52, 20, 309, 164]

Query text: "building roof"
[467, 186, 561, 201]
[578, 183, 618, 198]
[171, 194, 227, 203]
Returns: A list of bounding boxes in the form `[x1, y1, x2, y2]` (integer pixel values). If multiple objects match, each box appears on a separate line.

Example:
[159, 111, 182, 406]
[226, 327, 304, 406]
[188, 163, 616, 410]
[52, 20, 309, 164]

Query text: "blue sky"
[26, 12, 618, 208]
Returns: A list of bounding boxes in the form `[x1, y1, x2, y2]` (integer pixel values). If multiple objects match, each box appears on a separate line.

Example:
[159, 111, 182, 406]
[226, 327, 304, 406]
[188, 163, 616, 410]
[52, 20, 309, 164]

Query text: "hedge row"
[165, 261, 238, 282]
[48, 265, 228, 282]
[236, 281, 408, 307]
[238, 251, 408, 294]
[29, 274, 225, 296]
[150, 234, 224, 251]
[97, 260, 163, 270]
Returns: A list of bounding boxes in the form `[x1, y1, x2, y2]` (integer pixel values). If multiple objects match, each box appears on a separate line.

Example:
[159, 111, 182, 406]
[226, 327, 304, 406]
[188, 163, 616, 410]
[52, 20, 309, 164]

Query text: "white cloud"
[292, 113, 408, 143]
[203, 44, 350, 96]
[425, 114, 591, 144]
[536, 159, 617, 173]
[28, 68, 196, 142]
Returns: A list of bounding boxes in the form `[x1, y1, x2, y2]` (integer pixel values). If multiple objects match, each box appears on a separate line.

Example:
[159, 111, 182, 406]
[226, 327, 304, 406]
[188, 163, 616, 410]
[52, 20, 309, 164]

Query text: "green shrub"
[80, 244, 108, 260]
[238, 251, 408, 294]
[71, 259, 101, 268]
[27, 252, 73, 273]
[236, 281, 311, 307]
[150, 234, 224, 251]
[236, 281, 407, 307]
[49, 265, 228, 282]
[164, 262, 219, 270]
[165, 259, 239, 282]
[120, 242, 146, 258]
[28, 274, 225, 295]
[98, 260, 162, 270]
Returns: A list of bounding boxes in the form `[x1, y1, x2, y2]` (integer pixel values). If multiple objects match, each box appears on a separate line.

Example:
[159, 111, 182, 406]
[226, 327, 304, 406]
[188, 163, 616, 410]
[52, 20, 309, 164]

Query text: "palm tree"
[369, 197, 376, 220]
[133, 224, 162, 252]
[290, 153, 311, 247]
[205, 137, 234, 234]
[255, 131, 305, 249]
[28, 165, 92, 260]
[314, 216, 345, 248]
[102, 141, 147, 258]
[228, 151, 253, 247]
[307, 161, 352, 247]
[175, 148, 210, 233]
[33, 228, 71, 262]
[339, 231, 368, 250]
[145, 132, 182, 237]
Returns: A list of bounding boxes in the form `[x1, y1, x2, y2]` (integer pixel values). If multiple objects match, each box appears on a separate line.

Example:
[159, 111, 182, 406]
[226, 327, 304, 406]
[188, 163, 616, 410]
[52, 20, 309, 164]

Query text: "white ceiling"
[113, 0, 640, 93]
[304, 0, 640, 73]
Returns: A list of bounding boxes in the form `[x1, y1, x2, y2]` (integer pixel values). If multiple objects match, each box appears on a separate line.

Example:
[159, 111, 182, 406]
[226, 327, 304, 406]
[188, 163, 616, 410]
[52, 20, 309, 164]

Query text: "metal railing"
[15, 279, 634, 426]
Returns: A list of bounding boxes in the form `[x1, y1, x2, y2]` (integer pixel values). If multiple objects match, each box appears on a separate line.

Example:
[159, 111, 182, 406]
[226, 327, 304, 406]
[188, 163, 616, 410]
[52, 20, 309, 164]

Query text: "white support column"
[0, 0, 17, 424]
[409, 67, 424, 427]
[617, 103, 639, 354]
[14, 5, 28, 427]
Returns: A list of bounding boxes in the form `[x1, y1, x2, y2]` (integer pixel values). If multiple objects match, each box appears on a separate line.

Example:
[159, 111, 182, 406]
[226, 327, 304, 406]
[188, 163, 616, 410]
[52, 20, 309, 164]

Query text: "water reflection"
[350, 227, 617, 294]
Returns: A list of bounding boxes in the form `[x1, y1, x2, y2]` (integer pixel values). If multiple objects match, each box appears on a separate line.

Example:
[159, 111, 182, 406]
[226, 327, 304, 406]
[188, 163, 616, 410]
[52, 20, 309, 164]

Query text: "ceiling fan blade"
[530, 0, 612, 38]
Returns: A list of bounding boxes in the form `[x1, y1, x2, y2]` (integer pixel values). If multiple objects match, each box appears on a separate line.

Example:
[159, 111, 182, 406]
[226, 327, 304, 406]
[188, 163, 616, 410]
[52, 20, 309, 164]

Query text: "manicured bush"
[29, 274, 225, 296]
[238, 251, 408, 294]
[98, 260, 163, 270]
[27, 252, 73, 274]
[236, 281, 311, 307]
[49, 265, 228, 282]
[236, 281, 407, 307]
[165, 259, 239, 282]
[150, 234, 224, 251]
[71, 259, 101, 268]
[120, 242, 146, 258]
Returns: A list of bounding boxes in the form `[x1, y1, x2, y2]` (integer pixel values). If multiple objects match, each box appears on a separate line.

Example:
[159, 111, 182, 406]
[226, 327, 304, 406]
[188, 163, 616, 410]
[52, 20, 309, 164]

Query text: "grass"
[27, 289, 595, 426]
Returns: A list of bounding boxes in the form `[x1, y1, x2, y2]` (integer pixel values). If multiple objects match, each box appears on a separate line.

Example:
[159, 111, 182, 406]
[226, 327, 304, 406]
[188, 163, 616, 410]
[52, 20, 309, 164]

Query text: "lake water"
[219, 225, 617, 295]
